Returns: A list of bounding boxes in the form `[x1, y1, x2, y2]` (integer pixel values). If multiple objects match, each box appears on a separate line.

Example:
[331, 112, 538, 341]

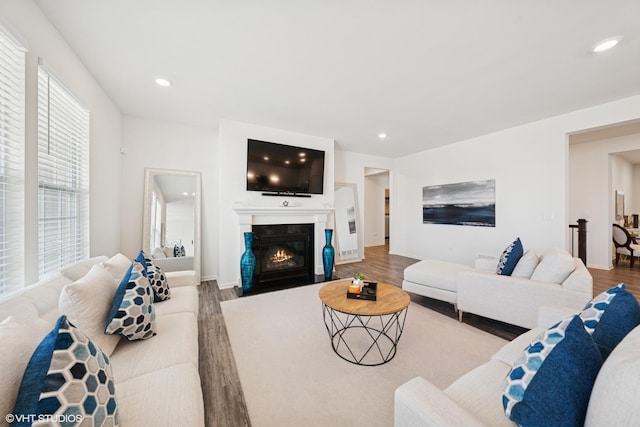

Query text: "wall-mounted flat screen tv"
[246, 139, 325, 195]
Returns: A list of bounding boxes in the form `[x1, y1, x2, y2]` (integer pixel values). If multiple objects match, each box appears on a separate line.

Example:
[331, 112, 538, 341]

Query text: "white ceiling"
[35, 0, 640, 158]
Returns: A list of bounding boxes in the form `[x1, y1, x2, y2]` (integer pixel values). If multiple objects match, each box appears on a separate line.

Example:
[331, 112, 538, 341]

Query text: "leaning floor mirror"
[334, 182, 363, 264]
[142, 168, 202, 280]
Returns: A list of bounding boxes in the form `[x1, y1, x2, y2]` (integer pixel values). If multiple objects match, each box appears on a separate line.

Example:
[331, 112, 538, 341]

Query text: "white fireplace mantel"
[232, 206, 333, 276]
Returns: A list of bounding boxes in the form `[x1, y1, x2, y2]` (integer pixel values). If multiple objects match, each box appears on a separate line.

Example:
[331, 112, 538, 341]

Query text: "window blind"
[0, 30, 25, 294]
[38, 65, 90, 277]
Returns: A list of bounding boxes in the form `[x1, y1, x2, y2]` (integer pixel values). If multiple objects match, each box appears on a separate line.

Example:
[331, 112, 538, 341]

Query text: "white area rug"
[221, 283, 507, 427]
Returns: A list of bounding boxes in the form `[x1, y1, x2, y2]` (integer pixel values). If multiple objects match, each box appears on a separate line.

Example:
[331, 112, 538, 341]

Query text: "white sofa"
[394, 317, 640, 426]
[0, 254, 203, 426]
[403, 247, 593, 329]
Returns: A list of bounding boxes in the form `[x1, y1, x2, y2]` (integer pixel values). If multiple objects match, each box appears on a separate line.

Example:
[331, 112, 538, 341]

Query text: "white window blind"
[38, 65, 90, 277]
[0, 30, 25, 294]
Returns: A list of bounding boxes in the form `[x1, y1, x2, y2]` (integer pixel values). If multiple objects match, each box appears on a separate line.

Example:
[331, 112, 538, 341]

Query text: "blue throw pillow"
[503, 315, 603, 427]
[12, 315, 118, 427]
[136, 250, 171, 302]
[105, 261, 156, 341]
[579, 283, 640, 359]
[497, 237, 523, 276]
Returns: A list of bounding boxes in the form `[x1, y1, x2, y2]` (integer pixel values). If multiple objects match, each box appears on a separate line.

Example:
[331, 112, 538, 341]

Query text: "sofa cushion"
[105, 262, 156, 341]
[503, 315, 602, 427]
[511, 249, 538, 279]
[12, 315, 119, 426]
[497, 238, 523, 276]
[166, 269, 199, 287]
[579, 283, 640, 359]
[585, 325, 640, 426]
[530, 247, 575, 284]
[115, 363, 203, 427]
[0, 316, 51, 423]
[136, 250, 171, 302]
[154, 286, 199, 317]
[58, 264, 121, 357]
[60, 256, 109, 281]
[110, 312, 198, 382]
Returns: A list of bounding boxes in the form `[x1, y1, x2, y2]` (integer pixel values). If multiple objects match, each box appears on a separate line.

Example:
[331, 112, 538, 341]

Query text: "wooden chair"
[612, 223, 640, 267]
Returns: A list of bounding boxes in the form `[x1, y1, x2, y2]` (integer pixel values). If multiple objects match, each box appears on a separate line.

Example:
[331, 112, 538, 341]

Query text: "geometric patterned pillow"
[502, 315, 603, 427]
[496, 237, 524, 276]
[105, 261, 156, 341]
[135, 250, 171, 302]
[579, 283, 640, 359]
[12, 315, 119, 426]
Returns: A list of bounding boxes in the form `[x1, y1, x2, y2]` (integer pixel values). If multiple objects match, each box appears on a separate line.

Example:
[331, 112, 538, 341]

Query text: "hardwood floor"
[197, 243, 640, 426]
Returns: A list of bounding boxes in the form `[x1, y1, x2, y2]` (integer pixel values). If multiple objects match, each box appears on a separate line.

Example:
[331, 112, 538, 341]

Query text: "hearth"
[251, 223, 314, 292]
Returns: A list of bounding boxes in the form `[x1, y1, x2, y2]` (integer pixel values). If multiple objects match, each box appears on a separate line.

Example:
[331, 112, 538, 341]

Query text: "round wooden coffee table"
[319, 279, 410, 366]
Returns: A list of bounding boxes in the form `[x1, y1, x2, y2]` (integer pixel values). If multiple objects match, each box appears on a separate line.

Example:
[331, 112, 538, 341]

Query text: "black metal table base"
[321, 304, 409, 366]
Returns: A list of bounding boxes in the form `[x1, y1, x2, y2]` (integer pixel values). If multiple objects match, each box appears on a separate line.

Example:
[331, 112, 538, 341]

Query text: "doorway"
[364, 168, 390, 253]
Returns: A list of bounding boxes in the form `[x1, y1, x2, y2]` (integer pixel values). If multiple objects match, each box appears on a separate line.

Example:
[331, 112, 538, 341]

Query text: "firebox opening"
[251, 223, 315, 293]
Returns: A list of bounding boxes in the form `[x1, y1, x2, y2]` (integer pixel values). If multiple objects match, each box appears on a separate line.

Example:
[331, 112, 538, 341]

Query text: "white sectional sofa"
[403, 247, 593, 329]
[394, 319, 640, 426]
[0, 254, 203, 426]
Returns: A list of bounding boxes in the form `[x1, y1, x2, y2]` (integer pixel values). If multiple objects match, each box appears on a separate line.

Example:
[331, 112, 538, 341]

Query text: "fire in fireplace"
[251, 223, 314, 292]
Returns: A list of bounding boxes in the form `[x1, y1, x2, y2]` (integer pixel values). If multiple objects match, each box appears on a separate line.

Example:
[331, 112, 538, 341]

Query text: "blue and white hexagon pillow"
[579, 283, 640, 359]
[135, 250, 171, 302]
[502, 315, 602, 427]
[105, 261, 156, 341]
[12, 315, 118, 426]
[496, 237, 523, 276]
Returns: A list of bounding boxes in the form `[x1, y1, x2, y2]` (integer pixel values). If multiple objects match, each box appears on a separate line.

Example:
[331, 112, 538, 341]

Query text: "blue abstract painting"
[422, 179, 495, 227]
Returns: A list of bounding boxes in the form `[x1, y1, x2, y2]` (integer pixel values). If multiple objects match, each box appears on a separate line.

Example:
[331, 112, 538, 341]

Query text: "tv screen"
[246, 139, 325, 195]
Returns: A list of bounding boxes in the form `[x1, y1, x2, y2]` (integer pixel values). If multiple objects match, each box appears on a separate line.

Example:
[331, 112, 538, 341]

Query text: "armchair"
[612, 223, 640, 267]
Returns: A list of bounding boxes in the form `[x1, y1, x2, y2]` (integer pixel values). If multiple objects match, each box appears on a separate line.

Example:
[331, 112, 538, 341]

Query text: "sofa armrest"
[395, 377, 487, 427]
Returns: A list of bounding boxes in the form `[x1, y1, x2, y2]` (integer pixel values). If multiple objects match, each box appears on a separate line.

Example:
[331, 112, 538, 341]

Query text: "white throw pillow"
[163, 246, 174, 258]
[152, 247, 166, 259]
[530, 247, 575, 284]
[511, 249, 539, 279]
[58, 264, 121, 356]
[102, 252, 132, 282]
[0, 316, 51, 421]
[585, 325, 640, 426]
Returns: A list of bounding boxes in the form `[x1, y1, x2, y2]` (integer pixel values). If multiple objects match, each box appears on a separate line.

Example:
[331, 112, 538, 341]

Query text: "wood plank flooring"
[197, 243, 640, 426]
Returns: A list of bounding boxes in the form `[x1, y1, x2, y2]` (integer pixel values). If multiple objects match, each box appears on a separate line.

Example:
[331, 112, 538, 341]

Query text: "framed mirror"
[616, 190, 624, 221]
[142, 168, 202, 279]
[334, 182, 363, 264]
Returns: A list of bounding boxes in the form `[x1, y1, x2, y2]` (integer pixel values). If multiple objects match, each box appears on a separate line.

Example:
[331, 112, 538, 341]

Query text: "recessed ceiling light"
[593, 37, 622, 53]
[182, 192, 189, 196]
[378, 133, 387, 140]
[155, 77, 172, 87]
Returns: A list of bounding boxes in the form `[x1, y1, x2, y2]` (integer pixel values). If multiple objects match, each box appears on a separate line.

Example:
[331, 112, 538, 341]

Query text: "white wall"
[569, 132, 640, 269]
[121, 116, 218, 280]
[0, 1, 123, 285]
[364, 172, 389, 247]
[393, 94, 640, 268]
[217, 119, 335, 288]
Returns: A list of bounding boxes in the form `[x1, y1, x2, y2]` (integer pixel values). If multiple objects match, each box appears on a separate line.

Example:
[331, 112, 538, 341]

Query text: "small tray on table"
[346, 281, 377, 301]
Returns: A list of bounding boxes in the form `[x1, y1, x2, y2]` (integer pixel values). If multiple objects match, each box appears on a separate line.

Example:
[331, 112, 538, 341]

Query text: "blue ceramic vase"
[240, 232, 256, 293]
[322, 229, 335, 281]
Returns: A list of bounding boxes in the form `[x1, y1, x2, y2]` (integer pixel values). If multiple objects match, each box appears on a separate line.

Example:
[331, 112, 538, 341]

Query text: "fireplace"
[251, 223, 315, 292]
